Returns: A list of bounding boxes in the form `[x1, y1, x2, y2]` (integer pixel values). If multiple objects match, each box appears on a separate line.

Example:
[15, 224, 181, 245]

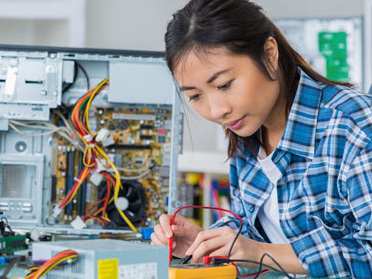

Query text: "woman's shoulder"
[320, 84, 372, 133]
[310, 83, 372, 156]
[321, 83, 372, 111]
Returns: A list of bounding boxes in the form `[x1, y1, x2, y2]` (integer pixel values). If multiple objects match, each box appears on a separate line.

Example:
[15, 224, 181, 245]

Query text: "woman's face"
[173, 46, 283, 138]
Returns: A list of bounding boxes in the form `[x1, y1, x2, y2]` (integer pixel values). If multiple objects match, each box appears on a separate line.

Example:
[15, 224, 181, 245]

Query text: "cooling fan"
[103, 180, 145, 229]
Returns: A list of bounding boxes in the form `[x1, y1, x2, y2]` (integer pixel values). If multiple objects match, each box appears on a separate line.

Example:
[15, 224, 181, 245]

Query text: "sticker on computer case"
[119, 262, 157, 279]
[98, 259, 119, 279]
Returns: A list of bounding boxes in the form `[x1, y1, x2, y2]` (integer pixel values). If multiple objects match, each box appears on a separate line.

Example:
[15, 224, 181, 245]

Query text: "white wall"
[85, 0, 188, 51]
[0, 0, 366, 153]
[84, 0, 364, 51]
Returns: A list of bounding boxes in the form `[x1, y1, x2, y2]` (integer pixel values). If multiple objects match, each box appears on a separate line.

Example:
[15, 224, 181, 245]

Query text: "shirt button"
[248, 204, 255, 212]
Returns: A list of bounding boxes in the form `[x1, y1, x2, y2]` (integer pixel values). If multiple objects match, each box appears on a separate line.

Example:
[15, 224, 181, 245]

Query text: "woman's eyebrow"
[179, 68, 231, 91]
[179, 85, 196, 91]
[206, 69, 230, 84]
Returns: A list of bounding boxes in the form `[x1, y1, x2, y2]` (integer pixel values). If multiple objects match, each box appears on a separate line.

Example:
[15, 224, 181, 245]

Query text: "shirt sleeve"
[291, 142, 372, 278]
[208, 156, 251, 235]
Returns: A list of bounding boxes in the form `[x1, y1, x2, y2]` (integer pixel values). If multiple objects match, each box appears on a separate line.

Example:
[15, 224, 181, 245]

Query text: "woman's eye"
[218, 80, 233, 91]
[189, 94, 201, 101]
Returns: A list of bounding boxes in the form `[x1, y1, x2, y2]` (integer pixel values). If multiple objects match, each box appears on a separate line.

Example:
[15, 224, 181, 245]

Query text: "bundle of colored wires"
[25, 250, 78, 279]
[0, 216, 13, 235]
[80, 172, 115, 226]
[64, 78, 137, 233]
[58, 166, 92, 209]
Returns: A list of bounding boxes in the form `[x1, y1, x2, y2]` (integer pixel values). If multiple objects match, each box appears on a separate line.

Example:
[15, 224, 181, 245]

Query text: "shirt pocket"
[311, 214, 352, 239]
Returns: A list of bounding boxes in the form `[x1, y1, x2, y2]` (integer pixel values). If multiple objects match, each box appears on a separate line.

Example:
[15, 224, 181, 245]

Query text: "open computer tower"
[0, 45, 183, 235]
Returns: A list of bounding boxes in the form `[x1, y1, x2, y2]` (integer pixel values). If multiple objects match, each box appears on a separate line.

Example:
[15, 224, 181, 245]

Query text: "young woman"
[150, 0, 372, 277]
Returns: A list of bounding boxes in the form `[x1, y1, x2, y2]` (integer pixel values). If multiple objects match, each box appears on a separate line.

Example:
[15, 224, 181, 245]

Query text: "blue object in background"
[141, 227, 154, 240]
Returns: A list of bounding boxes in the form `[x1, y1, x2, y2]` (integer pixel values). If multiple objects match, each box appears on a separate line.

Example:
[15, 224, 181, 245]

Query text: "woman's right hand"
[151, 214, 203, 258]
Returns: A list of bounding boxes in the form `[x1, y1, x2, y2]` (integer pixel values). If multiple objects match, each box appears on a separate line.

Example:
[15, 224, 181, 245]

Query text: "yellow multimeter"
[169, 263, 236, 279]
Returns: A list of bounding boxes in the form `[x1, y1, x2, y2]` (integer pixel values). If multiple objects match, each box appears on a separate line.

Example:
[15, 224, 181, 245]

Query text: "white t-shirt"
[257, 147, 290, 244]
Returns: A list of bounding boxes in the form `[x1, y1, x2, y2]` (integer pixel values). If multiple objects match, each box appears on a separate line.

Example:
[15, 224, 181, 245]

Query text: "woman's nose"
[208, 95, 231, 121]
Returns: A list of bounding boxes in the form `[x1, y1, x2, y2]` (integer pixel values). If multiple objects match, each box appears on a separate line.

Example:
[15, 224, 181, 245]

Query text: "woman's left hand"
[185, 226, 261, 266]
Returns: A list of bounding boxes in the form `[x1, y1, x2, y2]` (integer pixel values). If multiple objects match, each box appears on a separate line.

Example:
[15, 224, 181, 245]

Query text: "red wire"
[81, 198, 106, 219]
[101, 173, 114, 217]
[30, 250, 78, 279]
[168, 205, 244, 265]
[59, 167, 91, 208]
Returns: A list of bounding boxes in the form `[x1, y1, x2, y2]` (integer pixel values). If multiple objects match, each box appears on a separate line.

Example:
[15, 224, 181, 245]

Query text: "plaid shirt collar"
[275, 68, 324, 160]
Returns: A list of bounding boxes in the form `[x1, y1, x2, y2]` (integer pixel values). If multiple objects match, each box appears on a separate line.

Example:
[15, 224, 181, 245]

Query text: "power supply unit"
[32, 239, 168, 279]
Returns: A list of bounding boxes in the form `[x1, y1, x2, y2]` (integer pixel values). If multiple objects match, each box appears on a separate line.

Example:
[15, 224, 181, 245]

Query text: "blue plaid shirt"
[211, 68, 372, 278]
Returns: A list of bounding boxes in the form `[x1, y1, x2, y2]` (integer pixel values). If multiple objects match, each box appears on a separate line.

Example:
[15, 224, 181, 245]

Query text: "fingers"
[186, 228, 223, 254]
[151, 213, 204, 258]
[186, 227, 236, 263]
[152, 222, 169, 246]
[191, 236, 225, 263]
[150, 231, 163, 246]
[159, 214, 173, 238]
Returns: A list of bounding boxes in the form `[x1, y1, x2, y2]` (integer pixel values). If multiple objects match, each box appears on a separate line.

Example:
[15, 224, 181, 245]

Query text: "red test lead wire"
[168, 205, 244, 265]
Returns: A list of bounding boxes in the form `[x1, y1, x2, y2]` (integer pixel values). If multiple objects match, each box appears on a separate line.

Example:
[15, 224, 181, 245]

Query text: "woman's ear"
[264, 36, 279, 78]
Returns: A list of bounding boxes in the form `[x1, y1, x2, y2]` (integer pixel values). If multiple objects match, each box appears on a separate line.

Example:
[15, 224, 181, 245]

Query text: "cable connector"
[102, 136, 114, 147]
[52, 205, 62, 217]
[89, 171, 103, 186]
[83, 134, 93, 143]
[211, 257, 230, 265]
[202, 256, 212, 264]
[71, 216, 87, 230]
[96, 128, 110, 142]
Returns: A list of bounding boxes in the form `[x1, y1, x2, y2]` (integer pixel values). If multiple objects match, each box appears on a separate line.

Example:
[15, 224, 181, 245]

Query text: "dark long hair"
[165, 0, 352, 159]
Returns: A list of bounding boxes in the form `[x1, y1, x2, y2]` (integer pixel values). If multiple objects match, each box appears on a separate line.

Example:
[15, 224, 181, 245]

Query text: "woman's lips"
[226, 116, 245, 130]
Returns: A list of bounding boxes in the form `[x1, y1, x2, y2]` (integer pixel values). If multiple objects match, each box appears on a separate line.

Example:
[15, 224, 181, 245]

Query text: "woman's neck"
[261, 111, 287, 155]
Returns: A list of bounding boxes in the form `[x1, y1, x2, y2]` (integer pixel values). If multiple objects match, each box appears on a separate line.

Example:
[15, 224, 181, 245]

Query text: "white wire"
[8, 120, 84, 152]
[121, 169, 151, 180]
[116, 165, 152, 173]
[53, 110, 75, 135]
[9, 122, 68, 136]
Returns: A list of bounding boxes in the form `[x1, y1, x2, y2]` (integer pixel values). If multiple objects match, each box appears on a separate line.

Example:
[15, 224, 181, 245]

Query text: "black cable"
[228, 256, 295, 279]
[76, 63, 90, 90]
[217, 219, 293, 278]
[62, 62, 90, 93]
[253, 253, 268, 279]
[62, 62, 78, 93]
[258, 253, 294, 279]
[179, 255, 192, 264]
[212, 257, 282, 275]
[218, 219, 243, 258]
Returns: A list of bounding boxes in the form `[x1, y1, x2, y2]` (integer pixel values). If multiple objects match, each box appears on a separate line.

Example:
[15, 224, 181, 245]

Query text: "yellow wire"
[61, 167, 89, 208]
[35, 255, 77, 279]
[31, 254, 78, 279]
[83, 147, 95, 167]
[84, 78, 109, 134]
[95, 145, 137, 233]
[70, 78, 137, 233]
